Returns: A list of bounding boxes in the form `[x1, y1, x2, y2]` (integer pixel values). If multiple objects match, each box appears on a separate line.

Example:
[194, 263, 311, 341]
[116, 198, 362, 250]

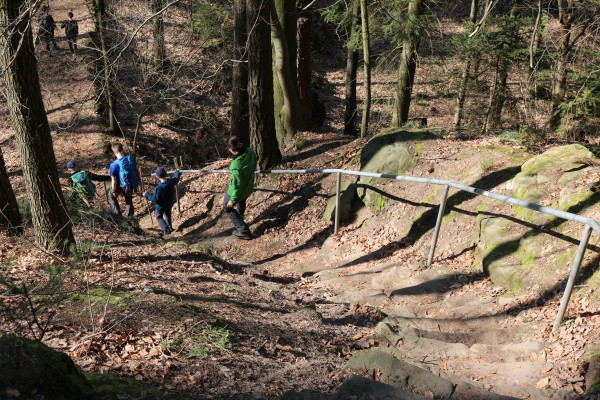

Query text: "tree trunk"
[87, 0, 120, 135]
[392, 0, 424, 127]
[0, 147, 22, 235]
[152, 0, 167, 70]
[297, 12, 312, 124]
[343, 0, 360, 136]
[484, 0, 518, 133]
[0, 0, 74, 250]
[231, 0, 250, 144]
[359, 0, 371, 137]
[549, 0, 573, 130]
[271, 0, 305, 148]
[248, 0, 282, 168]
[453, 0, 479, 128]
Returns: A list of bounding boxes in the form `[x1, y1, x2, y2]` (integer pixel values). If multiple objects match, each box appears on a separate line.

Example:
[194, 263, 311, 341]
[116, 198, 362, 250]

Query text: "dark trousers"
[155, 207, 173, 235]
[109, 187, 134, 217]
[223, 194, 250, 234]
[67, 35, 77, 54]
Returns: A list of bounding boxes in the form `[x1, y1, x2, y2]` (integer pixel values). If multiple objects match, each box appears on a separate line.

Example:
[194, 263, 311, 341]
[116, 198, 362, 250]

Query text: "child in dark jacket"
[144, 167, 180, 237]
[224, 136, 257, 240]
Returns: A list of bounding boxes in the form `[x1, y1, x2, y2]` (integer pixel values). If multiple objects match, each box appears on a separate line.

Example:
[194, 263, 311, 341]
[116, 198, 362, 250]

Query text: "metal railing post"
[427, 185, 450, 268]
[552, 224, 593, 334]
[334, 172, 342, 234]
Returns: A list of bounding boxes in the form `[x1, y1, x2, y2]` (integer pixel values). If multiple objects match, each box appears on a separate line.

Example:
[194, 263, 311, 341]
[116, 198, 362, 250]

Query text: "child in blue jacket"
[144, 167, 180, 237]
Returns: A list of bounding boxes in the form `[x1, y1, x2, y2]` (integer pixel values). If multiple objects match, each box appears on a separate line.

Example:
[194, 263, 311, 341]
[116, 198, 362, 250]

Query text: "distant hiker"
[109, 142, 140, 217]
[144, 167, 180, 237]
[66, 160, 110, 199]
[61, 11, 79, 58]
[223, 136, 257, 240]
[36, 6, 58, 54]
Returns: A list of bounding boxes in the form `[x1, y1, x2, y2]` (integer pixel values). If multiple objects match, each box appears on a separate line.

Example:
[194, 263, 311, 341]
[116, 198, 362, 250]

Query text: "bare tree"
[0, 0, 74, 250]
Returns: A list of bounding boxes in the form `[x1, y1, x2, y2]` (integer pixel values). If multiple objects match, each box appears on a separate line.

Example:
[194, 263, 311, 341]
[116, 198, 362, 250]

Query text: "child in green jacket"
[223, 136, 257, 240]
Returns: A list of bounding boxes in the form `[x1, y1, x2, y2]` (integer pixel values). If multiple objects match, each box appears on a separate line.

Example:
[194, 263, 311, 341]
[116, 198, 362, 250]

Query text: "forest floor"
[1, 0, 600, 399]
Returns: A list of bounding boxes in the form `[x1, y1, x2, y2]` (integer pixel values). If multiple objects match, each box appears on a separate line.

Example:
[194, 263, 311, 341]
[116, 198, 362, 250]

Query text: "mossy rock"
[474, 145, 600, 293]
[280, 390, 332, 400]
[0, 336, 93, 399]
[586, 353, 600, 395]
[357, 129, 433, 212]
[323, 182, 358, 223]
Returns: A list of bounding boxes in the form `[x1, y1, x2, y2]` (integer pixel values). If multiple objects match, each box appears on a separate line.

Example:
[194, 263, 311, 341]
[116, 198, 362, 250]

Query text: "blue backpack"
[71, 171, 96, 198]
[117, 155, 139, 193]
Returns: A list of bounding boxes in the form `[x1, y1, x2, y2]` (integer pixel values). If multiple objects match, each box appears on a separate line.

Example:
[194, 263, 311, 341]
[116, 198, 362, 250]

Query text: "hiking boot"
[232, 230, 252, 240]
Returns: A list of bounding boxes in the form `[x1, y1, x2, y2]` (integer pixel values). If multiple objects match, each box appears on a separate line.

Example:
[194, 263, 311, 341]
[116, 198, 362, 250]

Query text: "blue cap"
[154, 167, 167, 178]
[66, 161, 76, 170]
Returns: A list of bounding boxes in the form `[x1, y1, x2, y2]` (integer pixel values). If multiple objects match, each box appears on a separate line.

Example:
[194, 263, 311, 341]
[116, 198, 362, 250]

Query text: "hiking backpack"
[70, 171, 96, 198]
[117, 155, 140, 193]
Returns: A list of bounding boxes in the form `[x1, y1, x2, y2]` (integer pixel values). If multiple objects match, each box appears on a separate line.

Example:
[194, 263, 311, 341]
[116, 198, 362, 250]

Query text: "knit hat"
[66, 161, 76, 170]
[154, 167, 167, 178]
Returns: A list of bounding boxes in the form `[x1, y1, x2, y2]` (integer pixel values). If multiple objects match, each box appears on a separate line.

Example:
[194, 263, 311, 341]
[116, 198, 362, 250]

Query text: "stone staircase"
[290, 244, 584, 400]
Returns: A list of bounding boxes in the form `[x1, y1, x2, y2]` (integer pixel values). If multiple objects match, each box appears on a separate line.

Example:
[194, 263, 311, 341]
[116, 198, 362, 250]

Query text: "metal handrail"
[172, 168, 600, 334]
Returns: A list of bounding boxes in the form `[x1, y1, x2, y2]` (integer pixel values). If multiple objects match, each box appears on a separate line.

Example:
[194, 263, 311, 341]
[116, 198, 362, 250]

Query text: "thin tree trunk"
[453, 0, 479, 128]
[248, 0, 282, 168]
[271, 0, 305, 148]
[359, 0, 371, 137]
[297, 13, 312, 124]
[343, 0, 360, 136]
[0, 148, 22, 235]
[231, 0, 249, 143]
[549, 0, 573, 130]
[392, 0, 424, 127]
[152, 0, 167, 70]
[88, 0, 120, 135]
[0, 0, 74, 250]
[484, 0, 518, 133]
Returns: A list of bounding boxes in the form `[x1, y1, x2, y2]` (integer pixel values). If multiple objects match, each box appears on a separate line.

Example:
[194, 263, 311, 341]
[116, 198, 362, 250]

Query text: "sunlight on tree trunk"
[360, 0, 371, 137]
[392, 0, 423, 127]
[453, 0, 479, 128]
[297, 12, 312, 125]
[0, 0, 74, 250]
[248, 0, 282, 168]
[231, 0, 250, 144]
[152, 0, 168, 70]
[343, 0, 360, 136]
[86, 0, 121, 135]
[272, 0, 305, 149]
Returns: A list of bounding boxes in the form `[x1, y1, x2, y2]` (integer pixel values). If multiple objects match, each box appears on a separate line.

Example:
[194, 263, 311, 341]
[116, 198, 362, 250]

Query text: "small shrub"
[17, 197, 31, 222]
[481, 157, 495, 173]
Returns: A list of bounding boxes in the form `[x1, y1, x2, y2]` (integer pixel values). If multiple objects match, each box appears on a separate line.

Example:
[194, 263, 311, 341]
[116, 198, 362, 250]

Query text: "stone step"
[348, 347, 571, 400]
[376, 321, 547, 371]
[381, 316, 542, 346]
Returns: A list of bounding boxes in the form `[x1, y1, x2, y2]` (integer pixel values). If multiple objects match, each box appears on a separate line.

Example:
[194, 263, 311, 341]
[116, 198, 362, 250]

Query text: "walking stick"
[140, 167, 155, 225]
[103, 181, 110, 205]
[173, 156, 181, 214]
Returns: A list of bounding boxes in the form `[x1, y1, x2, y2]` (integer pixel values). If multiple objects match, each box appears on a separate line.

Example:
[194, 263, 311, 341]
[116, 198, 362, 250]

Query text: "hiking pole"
[173, 156, 181, 214]
[103, 182, 110, 206]
[140, 167, 155, 225]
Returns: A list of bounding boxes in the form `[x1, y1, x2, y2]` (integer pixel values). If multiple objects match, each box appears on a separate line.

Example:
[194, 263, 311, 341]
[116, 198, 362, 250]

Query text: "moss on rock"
[357, 129, 432, 212]
[0, 336, 93, 399]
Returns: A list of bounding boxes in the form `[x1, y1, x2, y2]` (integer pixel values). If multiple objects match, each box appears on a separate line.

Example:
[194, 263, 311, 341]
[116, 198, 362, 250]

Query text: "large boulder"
[323, 181, 358, 223]
[474, 144, 599, 293]
[0, 336, 93, 399]
[357, 129, 432, 212]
